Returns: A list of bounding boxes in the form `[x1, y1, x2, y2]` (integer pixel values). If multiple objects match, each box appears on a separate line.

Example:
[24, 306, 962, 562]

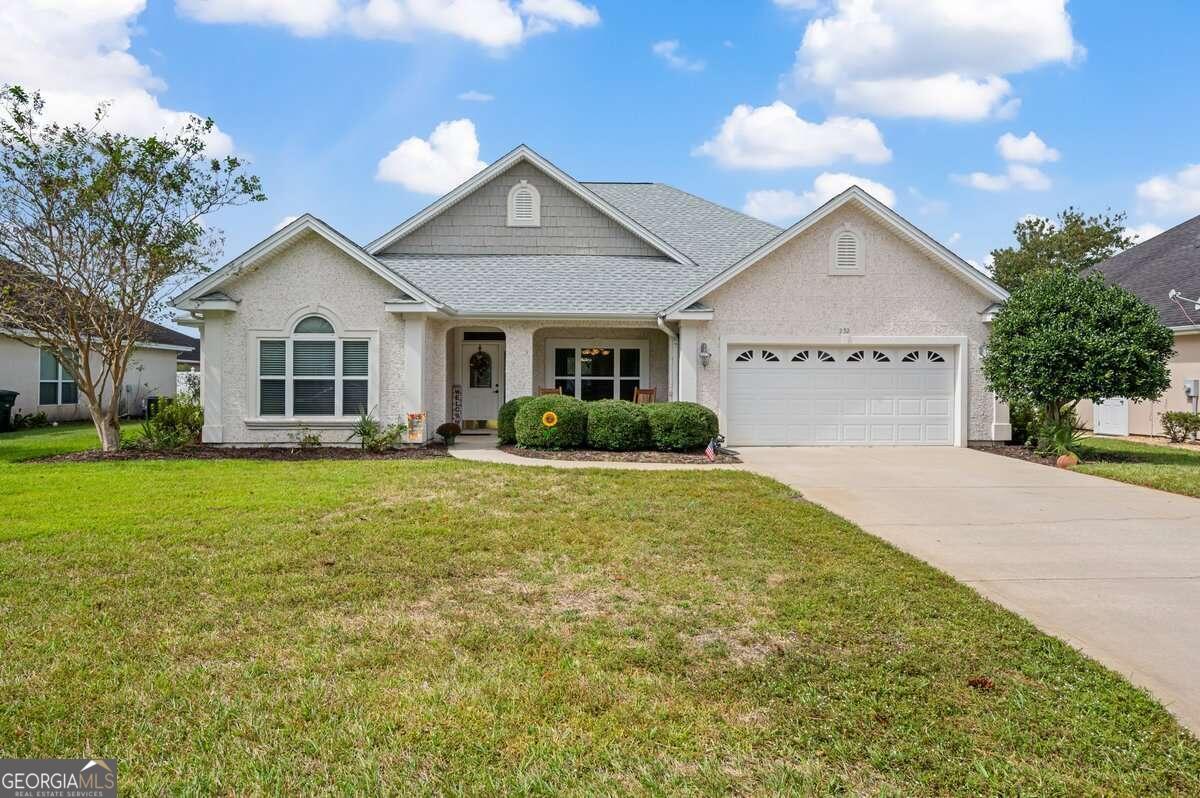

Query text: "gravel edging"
[30, 444, 448, 463]
[498, 444, 740, 464]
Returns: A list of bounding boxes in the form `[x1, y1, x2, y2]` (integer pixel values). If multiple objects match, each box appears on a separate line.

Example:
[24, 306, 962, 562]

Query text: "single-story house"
[0, 322, 196, 423]
[1082, 214, 1200, 436]
[172, 145, 1013, 446]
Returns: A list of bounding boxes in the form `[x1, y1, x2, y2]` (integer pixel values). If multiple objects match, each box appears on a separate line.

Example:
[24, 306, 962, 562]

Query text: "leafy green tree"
[982, 270, 1174, 429]
[0, 86, 264, 451]
[990, 207, 1133, 292]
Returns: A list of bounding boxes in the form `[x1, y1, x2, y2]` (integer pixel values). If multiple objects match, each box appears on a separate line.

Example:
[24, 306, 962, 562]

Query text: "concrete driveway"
[739, 446, 1200, 735]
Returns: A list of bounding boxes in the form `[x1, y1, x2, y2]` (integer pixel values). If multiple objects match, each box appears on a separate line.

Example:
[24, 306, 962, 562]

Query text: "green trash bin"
[0, 390, 18, 433]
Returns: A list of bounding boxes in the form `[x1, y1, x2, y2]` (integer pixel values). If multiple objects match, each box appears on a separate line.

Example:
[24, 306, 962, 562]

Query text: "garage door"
[726, 345, 957, 445]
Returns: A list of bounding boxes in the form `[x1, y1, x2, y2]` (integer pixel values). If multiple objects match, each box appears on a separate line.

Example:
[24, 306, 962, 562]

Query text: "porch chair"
[538, 386, 563, 396]
[632, 387, 656, 404]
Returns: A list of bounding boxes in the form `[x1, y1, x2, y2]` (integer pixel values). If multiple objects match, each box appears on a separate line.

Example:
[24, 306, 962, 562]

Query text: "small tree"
[990, 207, 1133, 292]
[982, 270, 1174, 431]
[0, 87, 264, 450]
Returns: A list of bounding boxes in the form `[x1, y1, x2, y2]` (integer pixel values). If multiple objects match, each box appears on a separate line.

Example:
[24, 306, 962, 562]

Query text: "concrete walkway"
[450, 436, 1200, 733]
[738, 446, 1200, 736]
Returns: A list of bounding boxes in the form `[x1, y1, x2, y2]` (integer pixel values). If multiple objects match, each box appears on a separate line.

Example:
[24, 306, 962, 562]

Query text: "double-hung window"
[548, 340, 648, 401]
[258, 316, 371, 417]
[39, 349, 78, 405]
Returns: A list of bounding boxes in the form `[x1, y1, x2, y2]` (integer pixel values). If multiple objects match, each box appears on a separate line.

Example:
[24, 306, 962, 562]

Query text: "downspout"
[656, 313, 679, 402]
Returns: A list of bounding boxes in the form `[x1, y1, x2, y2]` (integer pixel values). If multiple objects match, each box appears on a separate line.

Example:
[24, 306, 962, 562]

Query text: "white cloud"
[997, 131, 1059, 163]
[458, 90, 494, 102]
[945, 232, 961, 246]
[696, 101, 890, 169]
[908, 186, 948, 216]
[652, 40, 705, 72]
[956, 163, 1050, 192]
[273, 215, 300, 232]
[179, 0, 598, 48]
[0, 1, 233, 155]
[1137, 165, 1200, 218]
[744, 172, 896, 224]
[788, 0, 1082, 121]
[376, 118, 487, 195]
[773, 0, 820, 8]
[1124, 222, 1165, 244]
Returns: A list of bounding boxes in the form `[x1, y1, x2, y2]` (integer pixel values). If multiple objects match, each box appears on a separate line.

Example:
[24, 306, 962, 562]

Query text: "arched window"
[507, 180, 541, 227]
[829, 227, 864, 275]
[258, 314, 371, 418]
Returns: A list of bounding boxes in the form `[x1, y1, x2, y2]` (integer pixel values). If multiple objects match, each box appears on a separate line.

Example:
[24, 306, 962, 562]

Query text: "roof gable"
[172, 215, 441, 308]
[663, 187, 1008, 313]
[365, 145, 693, 265]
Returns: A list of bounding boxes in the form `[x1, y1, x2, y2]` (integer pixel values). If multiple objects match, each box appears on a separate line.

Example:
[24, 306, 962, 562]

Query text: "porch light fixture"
[698, 342, 711, 368]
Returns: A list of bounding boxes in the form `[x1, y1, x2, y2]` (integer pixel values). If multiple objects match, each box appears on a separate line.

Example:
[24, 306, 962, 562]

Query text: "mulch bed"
[499, 445, 740, 464]
[32, 444, 448, 464]
[970, 442, 1061, 467]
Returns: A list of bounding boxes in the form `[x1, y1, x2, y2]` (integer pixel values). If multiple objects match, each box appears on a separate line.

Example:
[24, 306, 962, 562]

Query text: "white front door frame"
[460, 340, 505, 423]
[718, 335, 969, 447]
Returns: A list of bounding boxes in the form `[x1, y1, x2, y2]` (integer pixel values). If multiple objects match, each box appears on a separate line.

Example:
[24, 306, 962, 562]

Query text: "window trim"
[506, 179, 541, 227]
[249, 310, 378, 423]
[38, 348, 78, 406]
[544, 338, 650, 401]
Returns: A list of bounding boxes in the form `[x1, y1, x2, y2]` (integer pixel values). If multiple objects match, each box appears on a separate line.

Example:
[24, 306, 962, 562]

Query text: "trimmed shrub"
[643, 401, 718, 452]
[586, 400, 651, 451]
[498, 396, 534, 445]
[515, 395, 588, 449]
[139, 396, 203, 450]
[1161, 411, 1200, 443]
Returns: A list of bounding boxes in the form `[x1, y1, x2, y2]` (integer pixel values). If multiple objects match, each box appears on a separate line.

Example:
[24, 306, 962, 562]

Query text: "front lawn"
[1076, 436, 1200, 498]
[1, 427, 1197, 794]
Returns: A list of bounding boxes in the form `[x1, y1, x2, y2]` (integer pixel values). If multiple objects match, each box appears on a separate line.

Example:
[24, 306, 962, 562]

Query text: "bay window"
[258, 315, 371, 417]
[547, 339, 648, 401]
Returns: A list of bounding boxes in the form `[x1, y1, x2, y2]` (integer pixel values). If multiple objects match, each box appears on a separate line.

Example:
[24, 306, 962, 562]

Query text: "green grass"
[1, 427, 1198, 795]
[1076, 436, 1200, 498]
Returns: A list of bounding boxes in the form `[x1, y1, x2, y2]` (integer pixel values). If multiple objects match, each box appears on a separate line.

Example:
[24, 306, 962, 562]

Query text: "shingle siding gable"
[381, 161, 662, 257]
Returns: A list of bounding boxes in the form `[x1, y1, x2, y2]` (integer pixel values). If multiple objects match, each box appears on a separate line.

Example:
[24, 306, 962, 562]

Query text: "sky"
[3, 0, 1200, 277]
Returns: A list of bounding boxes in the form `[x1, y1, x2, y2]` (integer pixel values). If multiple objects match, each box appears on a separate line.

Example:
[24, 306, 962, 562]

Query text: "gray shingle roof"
[1092, 215, 1200, 327]
[375, 181, 781, 316]
[583, 182, 781, 274]
[377, 254, 699, 315]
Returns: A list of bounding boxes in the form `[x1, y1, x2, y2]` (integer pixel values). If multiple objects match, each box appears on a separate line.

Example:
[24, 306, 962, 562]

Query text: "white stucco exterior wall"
[690, 203, 1003, 442]
[203, 230, 410, 444]
[1, 334, 178, 422]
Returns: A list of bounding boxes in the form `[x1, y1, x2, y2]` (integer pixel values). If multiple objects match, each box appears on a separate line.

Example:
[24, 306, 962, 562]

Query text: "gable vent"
[833, 230, 861, 273]
[507, 180, 541, 227]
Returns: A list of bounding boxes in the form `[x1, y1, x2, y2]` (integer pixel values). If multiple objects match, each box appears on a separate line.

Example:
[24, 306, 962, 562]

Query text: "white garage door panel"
[726, 345, 956, 446]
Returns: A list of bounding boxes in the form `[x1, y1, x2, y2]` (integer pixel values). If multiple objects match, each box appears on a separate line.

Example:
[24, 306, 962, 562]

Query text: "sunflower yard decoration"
[541, 411, 558, 428]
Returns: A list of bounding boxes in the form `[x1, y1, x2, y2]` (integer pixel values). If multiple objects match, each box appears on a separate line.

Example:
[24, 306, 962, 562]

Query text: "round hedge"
[643, 401, 719, 451]
[514, 395, 588, 449]
[585, 399, 651, 451]
[497, 396, 534, 445]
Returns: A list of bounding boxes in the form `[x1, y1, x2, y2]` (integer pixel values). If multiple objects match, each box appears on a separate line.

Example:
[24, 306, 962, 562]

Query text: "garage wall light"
[698, 342, 711, 368]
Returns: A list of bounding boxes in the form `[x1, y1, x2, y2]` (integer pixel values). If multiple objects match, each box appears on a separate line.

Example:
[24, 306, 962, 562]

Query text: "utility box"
[1186, 379, 1200, 399]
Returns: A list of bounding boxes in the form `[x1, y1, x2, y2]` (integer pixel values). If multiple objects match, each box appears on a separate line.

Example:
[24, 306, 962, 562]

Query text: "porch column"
[991, 394, 1012, 442]
[404, 315, 427, 439]
[677, 322, 699, 402]
[199, 314, 226, 443]
[502, 324, 535, 400]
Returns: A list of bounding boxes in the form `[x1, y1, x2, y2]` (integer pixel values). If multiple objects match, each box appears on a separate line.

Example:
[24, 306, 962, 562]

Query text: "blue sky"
[5, 1, 1200, 272]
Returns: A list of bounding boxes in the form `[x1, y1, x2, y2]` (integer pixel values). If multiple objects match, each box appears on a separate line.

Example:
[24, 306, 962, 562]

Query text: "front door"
[461, 342, 504, 425]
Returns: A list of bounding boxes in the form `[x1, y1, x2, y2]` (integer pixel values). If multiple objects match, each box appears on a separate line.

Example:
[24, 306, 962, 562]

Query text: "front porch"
[425, 321, 674, 431]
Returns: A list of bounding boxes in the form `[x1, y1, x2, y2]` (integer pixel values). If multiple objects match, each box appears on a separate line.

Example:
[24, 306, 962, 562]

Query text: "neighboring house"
[172, 145, 1012, 447]
[176, 338, 201, 372]
[0, 322, 196, 422]
[1083, 215, 1200, 437]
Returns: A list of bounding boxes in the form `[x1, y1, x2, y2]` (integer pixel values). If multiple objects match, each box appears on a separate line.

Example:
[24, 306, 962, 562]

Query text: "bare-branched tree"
[0, 86, 264, 450]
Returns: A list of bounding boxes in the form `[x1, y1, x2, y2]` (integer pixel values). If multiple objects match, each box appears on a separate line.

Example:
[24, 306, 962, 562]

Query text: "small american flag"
[704, 438, 717, 462]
